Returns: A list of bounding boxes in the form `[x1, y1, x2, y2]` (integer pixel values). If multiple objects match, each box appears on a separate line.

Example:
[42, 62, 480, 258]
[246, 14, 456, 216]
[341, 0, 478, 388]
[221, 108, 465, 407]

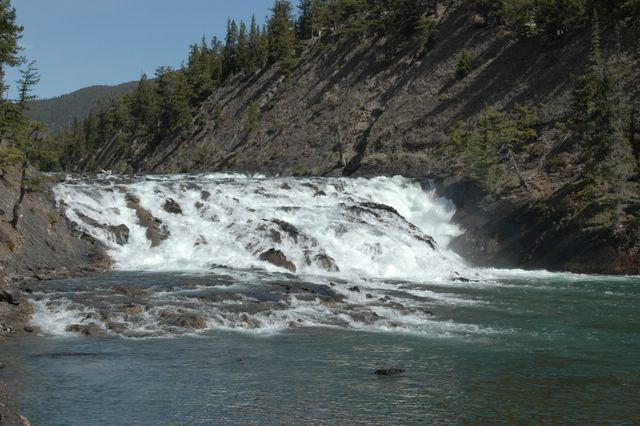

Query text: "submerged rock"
[119, 303, 144, 315]
[159, 310, 208, 330]
[374, 367, 405, 376]
[259, 249, 296, 273]
[65, 322, 103, 336]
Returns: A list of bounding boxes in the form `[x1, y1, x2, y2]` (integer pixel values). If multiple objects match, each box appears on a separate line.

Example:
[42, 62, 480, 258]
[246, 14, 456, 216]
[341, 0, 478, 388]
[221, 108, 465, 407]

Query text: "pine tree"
[572, 12, 610, 183]
[606, 28, 637, 202]
[155, 67, 192, 136]
[385, 0, 432, 38]
[0, 0, 24, 142]
[267, 0, 297, 67]
[0, 0, 23, 94]
[247, 16, 260, 74]
[222, 19, 239, 78]
[209, 36, 224, 83]
[237, 21, 249, 74]
[84, 111, 100, 153]
[16, 60, 39, 109]
[132, 73, 159, 138]
[534, 0, 587, 41]
[186, 41, 213, 104]
[296, 0, 314, 40]
[503, 0, 536, 37]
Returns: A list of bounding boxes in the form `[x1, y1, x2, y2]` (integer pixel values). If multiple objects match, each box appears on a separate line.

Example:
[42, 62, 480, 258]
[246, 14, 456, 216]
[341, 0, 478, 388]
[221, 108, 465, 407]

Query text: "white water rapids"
[55, 174, 470, 282]
[28, 174, 533, 338]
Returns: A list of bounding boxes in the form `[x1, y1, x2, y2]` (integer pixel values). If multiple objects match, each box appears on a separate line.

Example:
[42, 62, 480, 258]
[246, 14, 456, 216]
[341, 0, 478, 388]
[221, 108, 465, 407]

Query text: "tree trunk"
[506, 148, 528, 189]
[10, 161, 27, 229]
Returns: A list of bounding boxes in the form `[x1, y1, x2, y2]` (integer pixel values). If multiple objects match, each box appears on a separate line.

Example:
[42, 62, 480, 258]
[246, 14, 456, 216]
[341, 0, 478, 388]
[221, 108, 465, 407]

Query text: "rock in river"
[259, 248, 297, 273]
[374, 367, 405, 376]
[163, 198, 183, 215]
[0, 289, 22, 305]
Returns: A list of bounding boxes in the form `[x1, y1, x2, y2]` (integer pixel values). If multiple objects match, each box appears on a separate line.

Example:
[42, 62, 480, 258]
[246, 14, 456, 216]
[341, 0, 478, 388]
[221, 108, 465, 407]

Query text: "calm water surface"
[2, 272, 639, 425]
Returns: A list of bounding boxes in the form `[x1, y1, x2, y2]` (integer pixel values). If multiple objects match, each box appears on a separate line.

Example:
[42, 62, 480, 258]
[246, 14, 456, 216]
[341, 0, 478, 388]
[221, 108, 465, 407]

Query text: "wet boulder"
[125, 193, 140, 208]
[159, 310, 208, 330]
[271, 219, 300, 242]
[259, 249, 296, 273]
[75, 211, 129, 246]
[0, 289, 22, 305]
[106, 321, 127, 334]
[108, 224, 129, 245]
[137, 208, 169, 247]
[176, 314, 207, 330]
[125, 193, 170, 247]
[314, 253, 339, 272]
[415, 234, 436, 250]
[359, 202, 401, 217]
[65, 322, 103, 336]
[163, 198, 183, 215]
[119, 303, 144, 315]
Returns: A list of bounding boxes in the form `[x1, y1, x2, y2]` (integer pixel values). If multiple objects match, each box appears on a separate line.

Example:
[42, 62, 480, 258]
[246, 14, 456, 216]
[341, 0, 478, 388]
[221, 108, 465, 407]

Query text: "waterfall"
[55, 174, 470, 282]
[24, 174, 500, 338]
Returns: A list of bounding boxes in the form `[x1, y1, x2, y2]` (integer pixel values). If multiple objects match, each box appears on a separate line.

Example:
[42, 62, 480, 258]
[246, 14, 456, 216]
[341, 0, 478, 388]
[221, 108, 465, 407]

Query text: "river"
[1, 174, 638, 424]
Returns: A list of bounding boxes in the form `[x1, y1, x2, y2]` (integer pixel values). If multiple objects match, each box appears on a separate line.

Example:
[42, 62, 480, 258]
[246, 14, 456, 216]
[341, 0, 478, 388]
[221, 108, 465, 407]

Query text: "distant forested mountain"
[26, 81, 138, 131]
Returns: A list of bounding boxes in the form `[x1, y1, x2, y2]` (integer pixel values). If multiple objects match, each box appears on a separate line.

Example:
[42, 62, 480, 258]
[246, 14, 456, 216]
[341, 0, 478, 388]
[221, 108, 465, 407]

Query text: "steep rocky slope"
[80, 6, 640, 274]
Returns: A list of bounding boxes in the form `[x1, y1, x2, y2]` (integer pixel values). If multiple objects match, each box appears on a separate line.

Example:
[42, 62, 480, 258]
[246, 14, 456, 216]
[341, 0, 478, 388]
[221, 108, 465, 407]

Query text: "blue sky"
[5, 0, 274, 100]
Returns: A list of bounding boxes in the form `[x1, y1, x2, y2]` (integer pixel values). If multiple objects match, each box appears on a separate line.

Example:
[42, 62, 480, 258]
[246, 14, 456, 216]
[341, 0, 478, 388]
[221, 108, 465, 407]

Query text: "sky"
[5, 0, 274, 100]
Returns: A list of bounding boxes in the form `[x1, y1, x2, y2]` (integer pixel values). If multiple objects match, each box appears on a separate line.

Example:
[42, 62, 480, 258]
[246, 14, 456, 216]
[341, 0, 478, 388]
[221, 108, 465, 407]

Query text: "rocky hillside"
[75, 5, 640, 274]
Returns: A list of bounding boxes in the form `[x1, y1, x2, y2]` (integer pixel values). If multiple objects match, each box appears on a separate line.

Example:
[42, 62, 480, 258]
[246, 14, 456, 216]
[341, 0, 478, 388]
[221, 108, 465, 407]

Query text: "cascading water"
[29, 174, 492, 337]
[54, 174, 468, 280]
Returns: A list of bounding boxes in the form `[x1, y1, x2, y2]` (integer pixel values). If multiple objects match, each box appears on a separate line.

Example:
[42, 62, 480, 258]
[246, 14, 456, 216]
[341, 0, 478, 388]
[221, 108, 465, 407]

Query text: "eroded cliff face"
[80, 6, 640, 274]
[0, 168, 109, 284]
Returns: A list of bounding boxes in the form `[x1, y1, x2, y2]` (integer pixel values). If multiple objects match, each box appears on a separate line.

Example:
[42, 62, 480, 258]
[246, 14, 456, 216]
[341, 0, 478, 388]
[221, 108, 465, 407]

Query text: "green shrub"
[244, 101, 260, 134]
[0, 147, 26, 171]
[449, 105, 538, 193]
[24, 175, 51, 193]
[291, 165, 310, 176]
[455, 50, 475, 80]
[416, 16, 436, 56]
